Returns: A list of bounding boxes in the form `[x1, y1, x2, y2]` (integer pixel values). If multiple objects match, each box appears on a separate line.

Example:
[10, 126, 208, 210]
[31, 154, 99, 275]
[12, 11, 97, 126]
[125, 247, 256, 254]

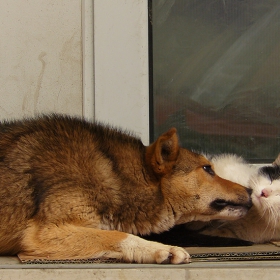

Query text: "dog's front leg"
[20, 222, 190, 264]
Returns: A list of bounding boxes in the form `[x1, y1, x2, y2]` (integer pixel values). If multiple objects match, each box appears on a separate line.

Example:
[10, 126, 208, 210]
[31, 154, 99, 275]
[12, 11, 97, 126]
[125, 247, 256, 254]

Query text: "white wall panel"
[0, 0, 83, 119]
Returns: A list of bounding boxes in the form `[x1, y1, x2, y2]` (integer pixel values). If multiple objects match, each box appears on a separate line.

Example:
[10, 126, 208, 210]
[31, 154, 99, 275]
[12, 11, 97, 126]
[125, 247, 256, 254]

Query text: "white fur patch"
[209, 154, 258, 187]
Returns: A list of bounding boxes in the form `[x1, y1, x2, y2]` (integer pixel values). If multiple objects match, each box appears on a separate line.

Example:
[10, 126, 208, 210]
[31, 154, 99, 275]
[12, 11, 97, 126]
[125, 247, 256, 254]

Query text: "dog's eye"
[203, 165, 215, 176]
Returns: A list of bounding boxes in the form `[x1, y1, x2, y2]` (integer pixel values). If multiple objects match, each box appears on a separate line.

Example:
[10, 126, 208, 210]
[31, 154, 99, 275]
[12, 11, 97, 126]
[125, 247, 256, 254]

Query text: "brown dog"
[0, 115, 252, 264]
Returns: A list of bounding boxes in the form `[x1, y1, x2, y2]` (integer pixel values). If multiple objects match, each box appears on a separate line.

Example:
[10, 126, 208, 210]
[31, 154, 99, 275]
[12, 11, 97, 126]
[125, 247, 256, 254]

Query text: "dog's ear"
[273, 153, 280, 166]
[145, 128, 180, 176]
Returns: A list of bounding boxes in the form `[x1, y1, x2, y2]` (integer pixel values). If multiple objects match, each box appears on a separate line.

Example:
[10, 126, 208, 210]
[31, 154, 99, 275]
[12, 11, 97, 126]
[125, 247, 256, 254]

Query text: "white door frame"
[82, 0, 150, 144]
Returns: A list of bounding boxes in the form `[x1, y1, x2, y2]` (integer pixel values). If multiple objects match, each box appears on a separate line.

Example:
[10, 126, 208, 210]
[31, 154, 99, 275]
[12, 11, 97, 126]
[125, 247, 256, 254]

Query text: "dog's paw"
[120, 234, 191, 264]
[154, 246, 191, 264]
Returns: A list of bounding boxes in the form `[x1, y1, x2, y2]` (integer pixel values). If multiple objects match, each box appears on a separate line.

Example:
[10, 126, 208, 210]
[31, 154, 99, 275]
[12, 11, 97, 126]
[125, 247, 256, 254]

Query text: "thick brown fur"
[0, 114, 252, 264]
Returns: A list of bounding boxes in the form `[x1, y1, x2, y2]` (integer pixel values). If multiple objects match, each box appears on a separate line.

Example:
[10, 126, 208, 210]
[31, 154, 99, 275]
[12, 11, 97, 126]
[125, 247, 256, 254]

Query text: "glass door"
[150, 0, 280, 162]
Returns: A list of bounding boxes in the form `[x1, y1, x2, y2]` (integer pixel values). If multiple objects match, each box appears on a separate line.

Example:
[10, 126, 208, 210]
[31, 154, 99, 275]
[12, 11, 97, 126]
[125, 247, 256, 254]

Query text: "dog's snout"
[211, 194, 252, 211]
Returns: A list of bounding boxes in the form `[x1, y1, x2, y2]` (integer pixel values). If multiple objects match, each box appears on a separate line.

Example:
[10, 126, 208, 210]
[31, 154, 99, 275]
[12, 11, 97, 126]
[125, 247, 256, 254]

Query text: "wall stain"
[34, 52, 47, 113]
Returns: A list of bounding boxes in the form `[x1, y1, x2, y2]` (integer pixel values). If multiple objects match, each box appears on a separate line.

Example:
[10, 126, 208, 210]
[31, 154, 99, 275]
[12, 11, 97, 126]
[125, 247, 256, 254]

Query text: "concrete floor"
[1, 256, 280, 280]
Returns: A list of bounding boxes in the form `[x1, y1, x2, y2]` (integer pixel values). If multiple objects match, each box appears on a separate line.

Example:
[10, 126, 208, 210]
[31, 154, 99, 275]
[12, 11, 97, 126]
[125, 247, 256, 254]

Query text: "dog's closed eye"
[203, 165, 215, 176]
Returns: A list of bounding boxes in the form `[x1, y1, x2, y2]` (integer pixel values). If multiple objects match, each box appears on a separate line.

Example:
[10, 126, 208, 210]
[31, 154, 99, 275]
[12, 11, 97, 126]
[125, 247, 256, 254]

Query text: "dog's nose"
[246, 188, 253, 196]
[246, 198, 253, 210]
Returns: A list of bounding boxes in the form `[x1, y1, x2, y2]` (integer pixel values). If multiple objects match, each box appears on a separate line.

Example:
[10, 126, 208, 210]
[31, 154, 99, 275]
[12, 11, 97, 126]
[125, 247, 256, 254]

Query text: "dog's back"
[0, 115, 149, 251]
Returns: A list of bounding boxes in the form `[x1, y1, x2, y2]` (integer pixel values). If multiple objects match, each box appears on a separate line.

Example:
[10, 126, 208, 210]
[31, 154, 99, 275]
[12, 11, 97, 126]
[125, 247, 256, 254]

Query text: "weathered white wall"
[0, 0, 83, 120]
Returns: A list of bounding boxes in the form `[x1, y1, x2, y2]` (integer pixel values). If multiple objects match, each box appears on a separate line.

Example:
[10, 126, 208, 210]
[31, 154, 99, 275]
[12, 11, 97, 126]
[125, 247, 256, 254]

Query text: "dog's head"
[145, 128, 252, 225]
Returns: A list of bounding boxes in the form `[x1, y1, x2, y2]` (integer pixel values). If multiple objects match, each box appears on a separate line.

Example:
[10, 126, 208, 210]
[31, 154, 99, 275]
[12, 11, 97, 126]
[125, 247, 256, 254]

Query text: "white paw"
[152, 245, 191, 264]
[120, 235, 191, 264]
